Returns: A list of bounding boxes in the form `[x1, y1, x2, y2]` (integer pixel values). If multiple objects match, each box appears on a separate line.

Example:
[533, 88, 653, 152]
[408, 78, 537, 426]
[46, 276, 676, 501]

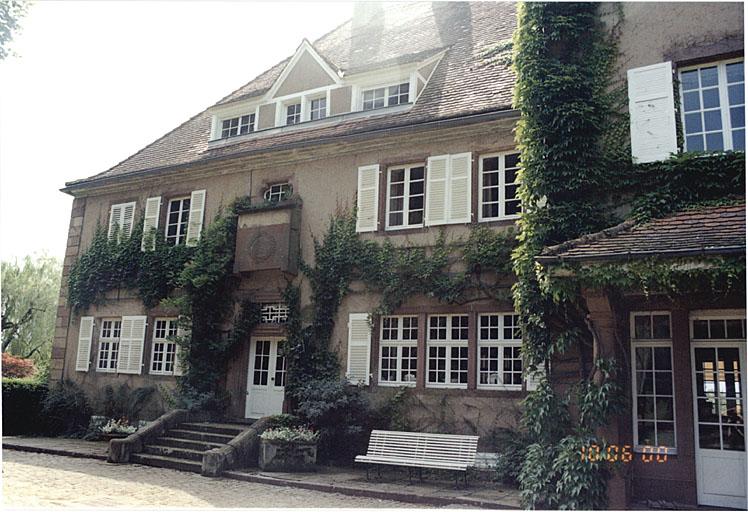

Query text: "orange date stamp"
[581, 444, 669, 463]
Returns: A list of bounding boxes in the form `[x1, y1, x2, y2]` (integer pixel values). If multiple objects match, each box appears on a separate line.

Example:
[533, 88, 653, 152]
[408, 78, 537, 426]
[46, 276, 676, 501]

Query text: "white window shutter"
[346, 313, 371, 385]
[448, 152, 471, 223]
[141, 196, 162, 251]
[355, 165, 379, 233]
[122, 202, 135, 237]
[75, 316, 94, 372]
[108, 204, 123, 239]
[425, 155, 449, 226]
[117, 316, 146, 375]
[186, 190, 206, 247]
[627, 61, 678, 163]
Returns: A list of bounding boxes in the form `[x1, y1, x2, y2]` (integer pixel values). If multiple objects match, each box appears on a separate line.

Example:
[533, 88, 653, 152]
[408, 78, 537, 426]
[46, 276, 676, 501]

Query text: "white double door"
[691, 342, 747, 509]
[245, 337, 286, 419]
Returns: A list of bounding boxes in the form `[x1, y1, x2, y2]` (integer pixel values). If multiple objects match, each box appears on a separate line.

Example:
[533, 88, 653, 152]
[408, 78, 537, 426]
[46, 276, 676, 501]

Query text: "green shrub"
[42, 380, 91, 437]
[490, 427, 532, 486]
[292, 379, 372, 463]
[2, 378, 47, 435]
[266, 413, 303, 429]
[99, 383, 156, 421]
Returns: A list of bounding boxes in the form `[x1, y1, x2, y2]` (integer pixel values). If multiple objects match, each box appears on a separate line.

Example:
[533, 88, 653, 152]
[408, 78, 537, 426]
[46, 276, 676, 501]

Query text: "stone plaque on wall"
[234, 202, 300, 275]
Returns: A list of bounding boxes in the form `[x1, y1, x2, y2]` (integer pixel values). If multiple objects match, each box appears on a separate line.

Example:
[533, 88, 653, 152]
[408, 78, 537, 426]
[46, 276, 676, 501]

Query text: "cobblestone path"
[2, 449, 422, 508]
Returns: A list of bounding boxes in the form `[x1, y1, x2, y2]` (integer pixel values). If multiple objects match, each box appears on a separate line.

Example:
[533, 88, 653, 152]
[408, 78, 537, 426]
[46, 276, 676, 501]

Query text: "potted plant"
[99, 417, 138, 441]
[259, 426, 319, 472]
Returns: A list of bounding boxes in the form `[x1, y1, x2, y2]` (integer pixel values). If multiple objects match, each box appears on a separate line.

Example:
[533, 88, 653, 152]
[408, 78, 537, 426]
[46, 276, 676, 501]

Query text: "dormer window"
[264, 183, 293, 203]
[309, 97, 327, 121]
[286, 103, 302, 125]
[363, 82, 410, 110]
[221, 114, 255, 138]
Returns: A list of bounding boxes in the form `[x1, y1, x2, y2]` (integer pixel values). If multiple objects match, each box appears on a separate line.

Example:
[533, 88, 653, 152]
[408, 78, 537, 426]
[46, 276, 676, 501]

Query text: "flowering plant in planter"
[260, 426, 319, 444]
[100, 418, 137, 435]
[259, 426, 319, 471]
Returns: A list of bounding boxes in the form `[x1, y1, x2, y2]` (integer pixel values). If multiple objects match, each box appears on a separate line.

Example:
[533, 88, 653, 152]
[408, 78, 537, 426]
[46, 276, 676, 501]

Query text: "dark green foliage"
[490, 427, 532, 485]
[174, 200, 261, 411]
[266, 413, 303, 429]
[100, 383, 156, 421]
[68, 222, 194, 311]
[291, 379, 372, 463]
[42, 379, 92, 437]
[2, 378, 47, 435]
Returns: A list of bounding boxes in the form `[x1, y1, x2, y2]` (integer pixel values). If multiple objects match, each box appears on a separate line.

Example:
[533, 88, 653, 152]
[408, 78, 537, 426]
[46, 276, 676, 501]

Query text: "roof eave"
[536, 245, 747, 265]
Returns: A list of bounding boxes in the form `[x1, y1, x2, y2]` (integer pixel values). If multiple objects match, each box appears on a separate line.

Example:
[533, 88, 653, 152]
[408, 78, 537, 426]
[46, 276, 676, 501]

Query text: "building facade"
[51, 2, 744, 507]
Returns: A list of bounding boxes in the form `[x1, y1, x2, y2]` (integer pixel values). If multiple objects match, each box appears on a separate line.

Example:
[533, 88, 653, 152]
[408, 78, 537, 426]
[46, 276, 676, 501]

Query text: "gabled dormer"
[208, 38, 446, 146]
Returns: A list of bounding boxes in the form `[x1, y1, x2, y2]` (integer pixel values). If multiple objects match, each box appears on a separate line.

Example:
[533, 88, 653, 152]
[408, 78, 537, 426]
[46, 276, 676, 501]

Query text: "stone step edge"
[130, 453, 202, 471]
[2, 442, 108, 461]
[167, 429, 235, 439]
[222, 470, 520, 510]
[154, 436, 227, 449]
[144, 445, 207, 459]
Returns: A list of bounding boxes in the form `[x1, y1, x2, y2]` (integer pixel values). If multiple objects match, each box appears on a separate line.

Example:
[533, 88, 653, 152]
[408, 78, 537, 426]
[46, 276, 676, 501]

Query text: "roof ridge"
[542, 219, 637, 257]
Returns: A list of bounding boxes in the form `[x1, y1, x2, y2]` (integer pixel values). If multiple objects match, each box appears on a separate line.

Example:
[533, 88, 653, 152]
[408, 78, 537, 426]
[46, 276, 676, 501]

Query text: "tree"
[0, 0, 28, 60]
[1, 255, 62, 367]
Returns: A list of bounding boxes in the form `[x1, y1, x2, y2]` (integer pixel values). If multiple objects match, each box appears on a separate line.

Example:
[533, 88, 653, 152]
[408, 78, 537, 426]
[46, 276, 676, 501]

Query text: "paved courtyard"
[1, 449, 424, 508]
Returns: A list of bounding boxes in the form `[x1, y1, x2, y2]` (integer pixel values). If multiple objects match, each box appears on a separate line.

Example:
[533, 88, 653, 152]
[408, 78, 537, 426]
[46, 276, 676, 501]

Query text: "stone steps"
[131, 419, 254, 474]
[130, 452, 203, 473]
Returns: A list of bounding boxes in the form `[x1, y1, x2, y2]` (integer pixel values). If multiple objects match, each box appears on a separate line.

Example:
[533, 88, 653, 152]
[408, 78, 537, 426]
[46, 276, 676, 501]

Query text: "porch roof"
[537, 203, 746, 263]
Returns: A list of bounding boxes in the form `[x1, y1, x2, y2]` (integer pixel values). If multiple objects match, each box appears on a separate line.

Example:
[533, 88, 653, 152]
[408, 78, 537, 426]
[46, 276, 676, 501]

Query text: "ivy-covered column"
[512, 2, 625, 509]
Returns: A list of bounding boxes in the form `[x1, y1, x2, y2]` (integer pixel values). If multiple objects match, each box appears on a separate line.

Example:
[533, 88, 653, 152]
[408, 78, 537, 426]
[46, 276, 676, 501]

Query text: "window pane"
[732, 129, 745, 150]
[634, 315, 651, 339]
[700, 67, 718, 87]
[652, 315, 671, 339]
[726, 61, 744, 83]
[705, 132, 724, 151]
[710, 319, 727, 339]
[699, 424, 722, 449]
[697, 397, 720, 422]
[636, 371, 654, 394]
[684, 112, 702, 133]
[728, 84, 745, 106]
[638, 422, 656, 445]
[654, 346, 672, 370]
[636, 347, 653, 370]
[655, 372, 673, 397]
[730, 106, 745, 128]
[702, 88, 720, 109]
[686, 134, 705, 151]
[726, 319, 744, 338]
[681, 70, 699, 90]
[693, 320, 709, 339]
[505, 153, 520, 168]
[658, 423, 676, 447]
[683, 91, 700, 112]
[703, 110, 723, 131]
[638, 396, 655, 419]
[695, 348, 717, 373]
[723, 425, 745, 451]
[656, 397, 674, 420]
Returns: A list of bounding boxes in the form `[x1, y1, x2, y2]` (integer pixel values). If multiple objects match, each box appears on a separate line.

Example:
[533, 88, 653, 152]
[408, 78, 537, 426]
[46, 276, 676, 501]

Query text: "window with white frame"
[221, 114, 255, 138]
[165, 197, 190, 245]
[309, 97, 327, 121]
[263, 183, 293, 203]
[427, 315, 469, 388]
[260, 303, 289, 324]
[480, 152, 521, 220]
[286, 102, 302, 125]
[151, 318, 178, 375]
[362, 82, 409, 110]
[631, 312, 676, 450]
[386, 164, 425, 229]
[379, 316, 418, 386]
[97, 319, 121, 372]
[680, 59, 744, 152]
[477, 313, 522, 389]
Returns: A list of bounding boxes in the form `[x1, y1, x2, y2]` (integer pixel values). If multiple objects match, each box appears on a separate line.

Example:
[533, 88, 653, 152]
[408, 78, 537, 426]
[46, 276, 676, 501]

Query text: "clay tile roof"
[66, 2, 517, 190]
[538, 204, 747, 263]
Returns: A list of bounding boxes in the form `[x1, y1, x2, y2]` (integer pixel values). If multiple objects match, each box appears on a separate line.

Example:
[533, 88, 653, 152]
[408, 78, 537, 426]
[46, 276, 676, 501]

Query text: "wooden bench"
[355, 430, 479, 485]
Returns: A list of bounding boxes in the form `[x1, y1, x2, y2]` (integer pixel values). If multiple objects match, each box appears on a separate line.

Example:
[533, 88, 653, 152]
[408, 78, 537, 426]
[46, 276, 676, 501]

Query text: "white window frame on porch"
[378, 315, 418, 387]
[385, 163, 426, 230]
[97, 318, 121, 373]
[630, 311, 677, 455]
[150, 317, 179, 376]
[165, 196, 191, 246]
[478, 151, 521, 222]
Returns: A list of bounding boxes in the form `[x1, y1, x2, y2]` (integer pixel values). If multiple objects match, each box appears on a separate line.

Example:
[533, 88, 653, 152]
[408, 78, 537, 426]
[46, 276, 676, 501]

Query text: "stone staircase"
[130, 421, 252, 473]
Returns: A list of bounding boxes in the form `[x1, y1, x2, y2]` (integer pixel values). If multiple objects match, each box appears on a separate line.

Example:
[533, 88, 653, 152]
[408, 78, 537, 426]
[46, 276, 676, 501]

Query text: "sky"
[0, 0, 354, 262]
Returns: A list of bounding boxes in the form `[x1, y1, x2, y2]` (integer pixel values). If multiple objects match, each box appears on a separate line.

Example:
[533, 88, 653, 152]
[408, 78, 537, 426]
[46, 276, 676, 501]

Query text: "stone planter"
[258, 439, 317, 472]
[99, 432, 131, 442]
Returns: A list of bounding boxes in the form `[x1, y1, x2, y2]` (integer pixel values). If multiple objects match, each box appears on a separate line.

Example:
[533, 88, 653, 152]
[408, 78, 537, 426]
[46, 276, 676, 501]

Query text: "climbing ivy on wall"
[511, 3, 627, 509]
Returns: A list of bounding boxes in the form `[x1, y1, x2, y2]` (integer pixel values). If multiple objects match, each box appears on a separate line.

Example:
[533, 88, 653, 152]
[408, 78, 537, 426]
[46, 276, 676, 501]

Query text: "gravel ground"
[1, 449, 425, 508]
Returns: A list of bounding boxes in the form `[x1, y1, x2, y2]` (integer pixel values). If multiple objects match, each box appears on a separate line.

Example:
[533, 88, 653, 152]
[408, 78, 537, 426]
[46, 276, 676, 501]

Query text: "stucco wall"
[273, 50, 336, 98]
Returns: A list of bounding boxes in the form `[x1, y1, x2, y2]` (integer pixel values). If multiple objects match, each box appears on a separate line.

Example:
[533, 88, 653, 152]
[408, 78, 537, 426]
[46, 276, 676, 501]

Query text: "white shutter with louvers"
[117, 316, 146, 375]
[141, 196, 161, 251]
[75, 316, 94, 372]
[122, 202, 135, 237]
[425, 155, 449, 226]
[355, 165, 380, 232]
[448, 152, 472, 223]
[185, 190, 207, 247]
[346, 313, 371, 385]
[108, 204, 123, 239]
[627, 61, 678, 163]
